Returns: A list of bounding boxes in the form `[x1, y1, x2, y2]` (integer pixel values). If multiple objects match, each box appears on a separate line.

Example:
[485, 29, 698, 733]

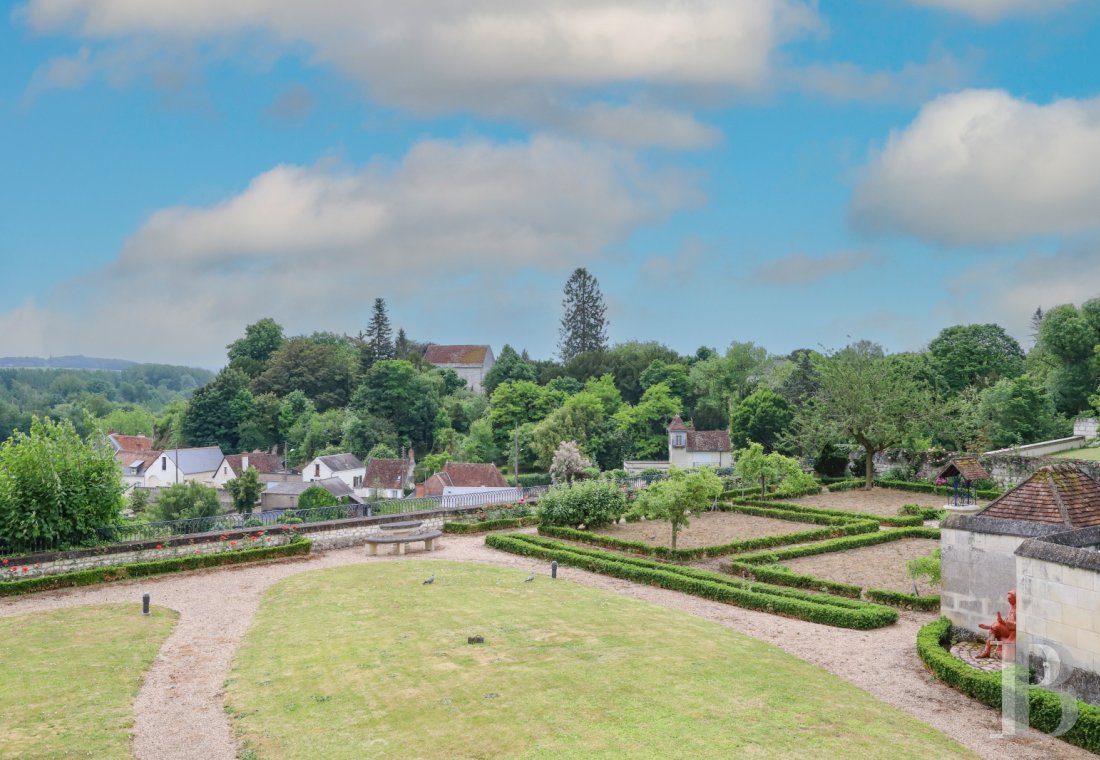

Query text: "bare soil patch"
[780, 538, 941, 594]
[791, 487, 979, 517]
[592, 511, 819, 549]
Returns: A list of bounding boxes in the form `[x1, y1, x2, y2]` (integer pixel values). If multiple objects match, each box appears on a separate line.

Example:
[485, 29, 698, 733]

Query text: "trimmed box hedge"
[537, 516, 879, 561]
[0, 539, 312, 597]
[486, 533, 898, 629]
[865, 588, 940, 611]
[716, 502, 868, 527]
[917, 618, 1100, 754]
[726, 561, 863, 598]
[730, 498, 926, 527]
[734, 527, 941, 565]
[443, 516, 540, 534]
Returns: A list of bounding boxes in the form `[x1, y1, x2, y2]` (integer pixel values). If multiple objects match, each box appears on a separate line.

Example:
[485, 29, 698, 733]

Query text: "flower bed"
[917, 618, 1100, 754]
[486, 533, 897, 629]
[0, 536, 311, 596]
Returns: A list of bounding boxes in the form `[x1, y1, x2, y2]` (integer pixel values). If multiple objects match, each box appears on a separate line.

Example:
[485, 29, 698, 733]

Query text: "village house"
[302, 453, 366, 494]
[108, 433, 159, 489]
[422, 345, 495, 393]
[262, 478, 359, 511]
[363, 455, 416, 499]
[211, 451, 294, 488]
[422, 462, 510, 496]
[667, 416, 732, 468]
[143, 446, 225, 487]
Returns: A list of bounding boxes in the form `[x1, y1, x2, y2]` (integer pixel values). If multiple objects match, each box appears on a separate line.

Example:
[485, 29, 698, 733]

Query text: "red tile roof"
[686, 430, 731, 453]
[423, 345, 490, 365]
[937, 457, 991, 482]
[110, 434, 155, 452]
[365, 458, 413, 490]
[667, 416, 690, 432]
[978, 464, 1100, 528]
[422, 462, 509, 495]
[224, 452, 286, 475]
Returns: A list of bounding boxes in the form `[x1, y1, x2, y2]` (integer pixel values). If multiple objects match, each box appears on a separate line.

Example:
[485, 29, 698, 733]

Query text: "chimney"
[242, 455, 249, 471]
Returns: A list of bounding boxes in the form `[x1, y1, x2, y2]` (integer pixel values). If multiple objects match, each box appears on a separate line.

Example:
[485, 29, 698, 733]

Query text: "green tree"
[97, 406, 155, 436]
[353, 360, 441, 453]
[252, 337, 357, 411]
[482, 345, 538, 395]
[793, 341, 932, 489]
[612, 383, 681, 460]
[605, 342, 681, 404]
[928, 323, 1025, 392]
[630, 467, 723, 548]
[558, 267, 609, 362]
[489, 381, 564, 436]
[0, 418, 123, 551]
[298, 485, 338, 509]
[394, 328, 411, 360]
[531, 393, 607, 469]
[549, 440, 592, 484]
[225, 467, 264, 515]
[730, 388, 793, 452]
[182, 368, 254, 451]
[639, 360, 690, 404]
[152, 481, 220, 522]
[360, 298, 395, 370]
[979, 375, 1068, 449]
[227, 318, 285, 378]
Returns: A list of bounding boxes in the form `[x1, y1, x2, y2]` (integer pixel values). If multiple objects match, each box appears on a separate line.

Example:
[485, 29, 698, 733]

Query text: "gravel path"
[0, 535, 1089, 760]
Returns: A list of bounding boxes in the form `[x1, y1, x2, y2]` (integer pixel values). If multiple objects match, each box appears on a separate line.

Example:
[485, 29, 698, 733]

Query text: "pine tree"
[364, 298, 395, 363]
[558, 268, 609, 362]
[1029, 307, 1045, 347]
[394, 328, 410, 360]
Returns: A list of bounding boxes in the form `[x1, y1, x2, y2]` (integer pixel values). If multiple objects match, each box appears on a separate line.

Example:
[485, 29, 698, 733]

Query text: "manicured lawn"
[227, 562, 975, 759]
[1051, 447, 1100, 460]
[0, 603, 177, 760]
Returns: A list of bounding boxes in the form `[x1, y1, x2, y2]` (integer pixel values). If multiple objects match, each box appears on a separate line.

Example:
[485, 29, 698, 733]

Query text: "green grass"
[227, 562, 975, 760]
[0, 604, 177, 760]
[1051, 446, 1100, 460]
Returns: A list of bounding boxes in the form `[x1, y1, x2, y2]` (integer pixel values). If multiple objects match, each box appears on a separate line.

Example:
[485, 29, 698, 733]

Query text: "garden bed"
[592, 511, 828, 549]
[792, 488, 964, 517]
[780, 538, 940, 595]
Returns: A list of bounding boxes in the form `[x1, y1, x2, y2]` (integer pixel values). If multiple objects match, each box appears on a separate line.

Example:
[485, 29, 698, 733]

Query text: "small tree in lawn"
[631, 468, 723, 549]
[550, 440, 592, 485]
[225, 467, 264, 515]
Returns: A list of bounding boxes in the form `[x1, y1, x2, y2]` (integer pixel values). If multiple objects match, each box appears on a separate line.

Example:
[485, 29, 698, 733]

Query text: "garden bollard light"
[551, 561, 557, 579]
[142, 593, 150, 616]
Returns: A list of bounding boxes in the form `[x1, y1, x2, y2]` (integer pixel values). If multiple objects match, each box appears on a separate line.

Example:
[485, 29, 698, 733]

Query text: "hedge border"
[443, 516, 540, 534]
[0, 539, 312, 597]
[734, 526, 941, 565]
[716, 502, 867, 527]
[537, 517, 878, 561]
[829, 479, 1002, 500]
[486, 533, 897, 629]
[865, 588, 941, 611]
[726, 562, 863, 598]
[917, 618, 1100, 754]
[729, 498, 926, 527]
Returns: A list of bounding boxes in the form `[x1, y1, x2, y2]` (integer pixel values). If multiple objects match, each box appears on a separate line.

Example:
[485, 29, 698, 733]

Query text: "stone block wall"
[1017, 555, 1100, 676]
[941, 526, 1026, 635]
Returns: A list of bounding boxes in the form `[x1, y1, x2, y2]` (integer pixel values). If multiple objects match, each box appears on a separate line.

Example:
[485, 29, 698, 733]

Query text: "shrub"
[538, 479, 626, 529]
[772, 470, 821, 498]
[443, 516, 540, 534]
[243, 518, 264, 528]
[730, 498, 925, 527]
[486, 533, 898, 629]
[0, 418, 124, 553]
[866, 588, 940, 611]
[734, 526, 940, 565]
[153, 481, 220, 524]
[813, 443, 849, 478]
[298, 485, 338, 509]
[917, 618, 1100, 754]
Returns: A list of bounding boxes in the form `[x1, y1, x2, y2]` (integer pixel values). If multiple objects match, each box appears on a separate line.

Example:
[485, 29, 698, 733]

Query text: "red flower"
[155, 545, 163, 550]
[1, 559, 7, 564]
[22, 567, 28, 572]
[230, 541, 236, 546]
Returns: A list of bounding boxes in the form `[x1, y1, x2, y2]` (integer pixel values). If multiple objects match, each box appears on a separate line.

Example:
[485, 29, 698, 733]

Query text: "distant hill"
[0, 355, 139, 371]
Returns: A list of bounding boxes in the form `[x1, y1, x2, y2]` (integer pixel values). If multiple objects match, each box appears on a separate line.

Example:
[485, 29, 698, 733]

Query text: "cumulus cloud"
[0, 136, 698, 365]
[906, 0, 1076, 22]
[751, 249, 882, 284]
[792, 50, 979, 105]
[851, 89, 1100, 246]
[18, 0, 818, 146]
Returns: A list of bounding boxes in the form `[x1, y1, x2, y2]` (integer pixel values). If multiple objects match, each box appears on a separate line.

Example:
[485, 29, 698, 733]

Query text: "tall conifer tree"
[558, 268, 609, 362]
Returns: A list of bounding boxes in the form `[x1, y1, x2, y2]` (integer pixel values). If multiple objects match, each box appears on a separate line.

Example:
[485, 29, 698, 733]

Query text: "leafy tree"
[237, 392, 281, 452]
[341, 410, 397, 460]
[366, 442, 399, 460]
[152, 481, 220, 522]
[778, 349, 821, 407]
[640, 360, 690, 403]
[531, 393, 606, 469]
[605, 342, 681, 404]
[582, 373, 624, 416]
[549, 440, 592, 484]
[558, 267, 609, 362]
[546, 376, 583, 396]
[225, 467, 264, 515]
[793, 341, 932, 489]
[928, 323, 1025, 392]
[538, 479, 625, 528]
[127, 487, 150, 515]
[489, 381, 564, 435]
[153, 400, 188, 449]
[361, 298, 395, 369]
[353, 360, 440, 453]
[227, 318, 285, 378]
[459, 418, 501, 464]
[730, 388, 793, 452]
[978, 374, 1068, 449]
[612, 383, 681, 460]
[630, 467, 723, 548]
[97, 406, 155, 436]
[182, 368, 253, 451]
[482, 345, 538, 395]
[252, 337, 357, 411]
[0, 418, 123, 550]
[298, 485, 338, 509]
[394, 328, 411, 360]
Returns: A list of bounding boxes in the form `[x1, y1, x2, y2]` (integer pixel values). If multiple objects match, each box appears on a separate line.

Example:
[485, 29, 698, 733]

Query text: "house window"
[162, 456, 167, 471]
[224, 466, 228, 475]
[353, 476, 363, 488]
[314, 463, 321, 478]
[671, 433, 686, 447]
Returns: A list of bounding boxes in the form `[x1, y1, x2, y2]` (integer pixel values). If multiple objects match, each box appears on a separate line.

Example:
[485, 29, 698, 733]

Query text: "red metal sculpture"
[976, 590, 1017, 660]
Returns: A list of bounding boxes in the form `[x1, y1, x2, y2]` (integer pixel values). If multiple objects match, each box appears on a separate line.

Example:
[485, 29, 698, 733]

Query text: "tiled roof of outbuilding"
[977, 464, 1100, 528]
[686, 430, 731, 453]
[423, 345, 490, 365]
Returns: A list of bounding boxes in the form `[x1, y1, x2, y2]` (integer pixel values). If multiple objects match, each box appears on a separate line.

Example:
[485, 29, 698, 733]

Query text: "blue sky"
[2, 0, 1100, 368]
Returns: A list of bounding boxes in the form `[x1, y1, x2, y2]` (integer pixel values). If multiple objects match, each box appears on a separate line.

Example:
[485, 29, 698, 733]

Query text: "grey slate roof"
[165, 446, 225, 474]
[317, 453, 364, 472]
[266, 478, 356, 499]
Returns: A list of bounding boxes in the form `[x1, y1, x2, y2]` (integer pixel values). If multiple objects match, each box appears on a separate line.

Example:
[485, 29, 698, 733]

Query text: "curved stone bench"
[364, 530, 442, 556]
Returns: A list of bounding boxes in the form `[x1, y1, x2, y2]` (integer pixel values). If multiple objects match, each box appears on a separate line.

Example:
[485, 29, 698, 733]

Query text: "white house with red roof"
[423, 345, 495, 393]
[667, 416, 732, 468]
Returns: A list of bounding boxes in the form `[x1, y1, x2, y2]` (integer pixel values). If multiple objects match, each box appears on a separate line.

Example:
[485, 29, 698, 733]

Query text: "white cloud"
[792, 51, 978, 105]
[851, 89, 1100, 246]
[906, 0, 1075, 22]
[18, 0, 818, 146]
[751, 249, 881, 285]
[0, 136, 698, 365]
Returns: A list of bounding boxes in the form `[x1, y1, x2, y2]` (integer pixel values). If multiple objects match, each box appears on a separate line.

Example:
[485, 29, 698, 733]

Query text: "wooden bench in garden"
[364, 530, 442, 556]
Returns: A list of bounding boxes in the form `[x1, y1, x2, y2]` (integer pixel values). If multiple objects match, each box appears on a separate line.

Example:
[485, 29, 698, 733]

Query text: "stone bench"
[364, 530, 442, 556]
[377, 520, 424, 536]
